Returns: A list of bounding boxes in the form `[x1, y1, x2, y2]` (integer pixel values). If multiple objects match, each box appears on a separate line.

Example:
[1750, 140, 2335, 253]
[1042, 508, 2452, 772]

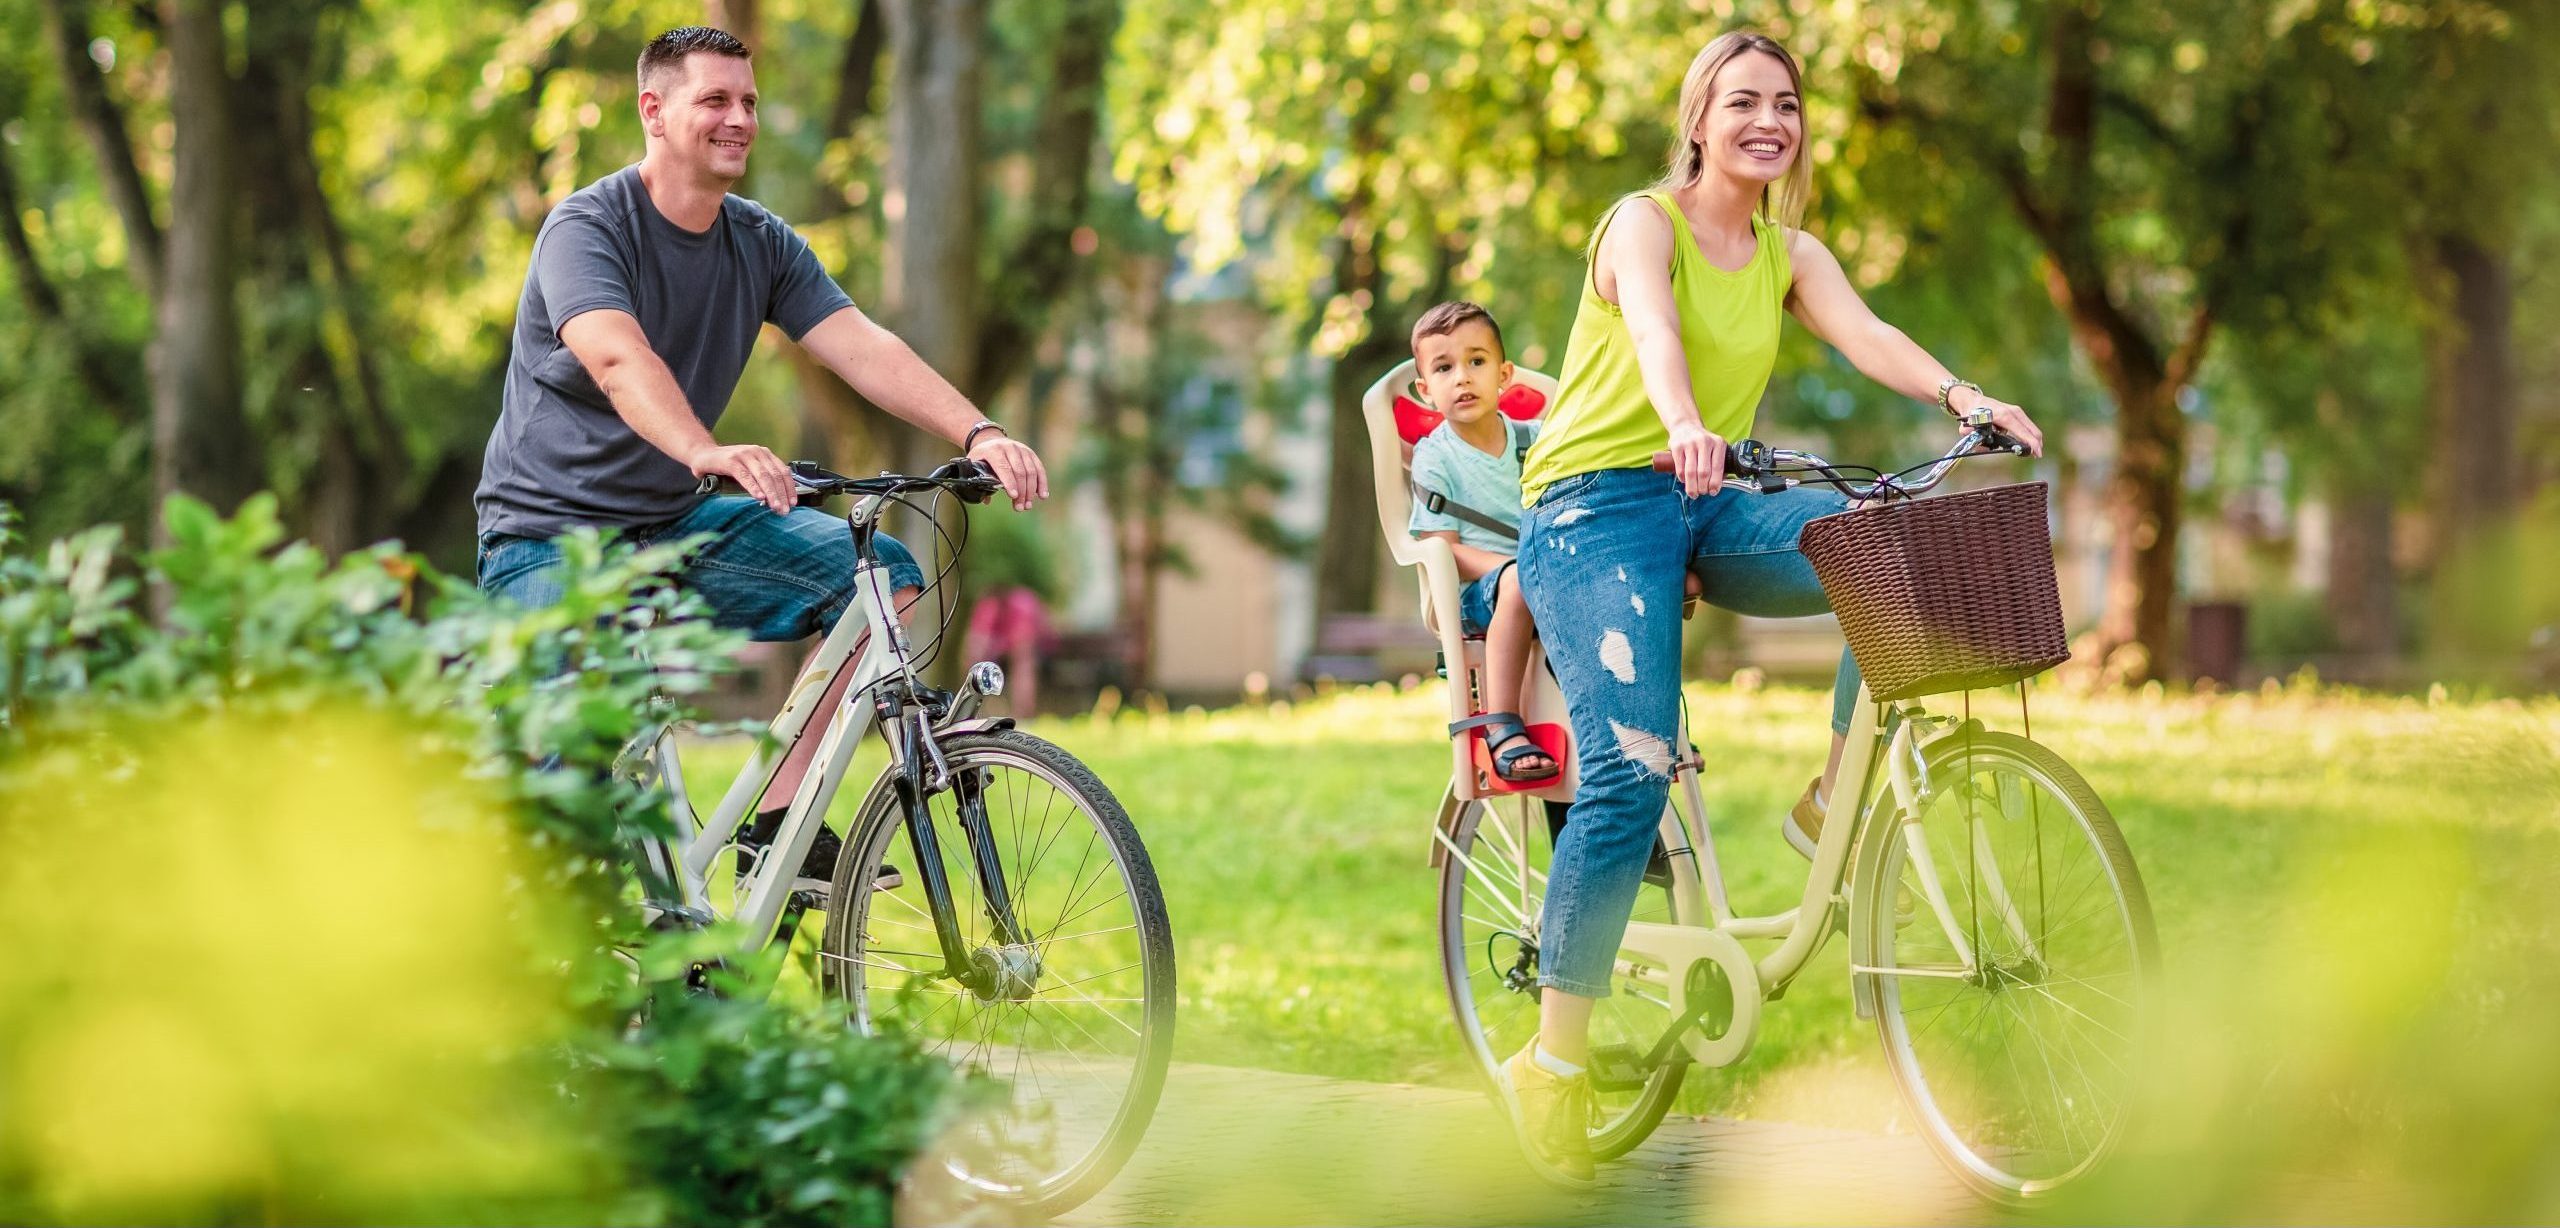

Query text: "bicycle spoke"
[1037, 921, 1138, 946]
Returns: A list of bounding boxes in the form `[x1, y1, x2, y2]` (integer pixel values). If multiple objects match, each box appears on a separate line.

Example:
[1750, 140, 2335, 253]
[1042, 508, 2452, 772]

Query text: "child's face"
[1413, 321, 1514, 426]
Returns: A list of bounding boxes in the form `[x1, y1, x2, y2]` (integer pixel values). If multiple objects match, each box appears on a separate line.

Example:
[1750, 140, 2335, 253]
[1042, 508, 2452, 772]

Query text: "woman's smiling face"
[1691, 50, 1802, 188]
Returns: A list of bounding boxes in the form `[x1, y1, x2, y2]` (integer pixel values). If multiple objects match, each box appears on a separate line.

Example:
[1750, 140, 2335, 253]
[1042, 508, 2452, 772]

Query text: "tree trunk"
[2089, 377, 2186, 682]
[705, 0, 759, 44]
[40, 0, 161, 301]
[969, 0, 1118, 402]
[881, 0, 982, 682]
[1116, 440, 1162, 695]
[881, 0, 982, 435]
[824, 0, 888, 153]
[150, 0, 256, 535]
[1314, 307, 1403, 619]
[236, 0, 372, 553]
[2425, 231, 2520, 659]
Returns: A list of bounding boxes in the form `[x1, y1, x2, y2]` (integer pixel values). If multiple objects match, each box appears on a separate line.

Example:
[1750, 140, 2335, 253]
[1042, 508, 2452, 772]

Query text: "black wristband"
[962, 420, 1007, 452]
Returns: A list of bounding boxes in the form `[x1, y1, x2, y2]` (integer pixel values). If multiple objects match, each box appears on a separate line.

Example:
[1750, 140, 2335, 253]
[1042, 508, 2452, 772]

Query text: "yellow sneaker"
[1495, 1038, 1596, 1188]
[1783, 775, 1826, 861]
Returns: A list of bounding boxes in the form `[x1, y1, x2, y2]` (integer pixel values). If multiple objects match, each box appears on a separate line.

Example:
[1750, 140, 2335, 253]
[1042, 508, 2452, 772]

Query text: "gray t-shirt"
[474, 165, 855, 538]
[1408, 418, 1540, 554]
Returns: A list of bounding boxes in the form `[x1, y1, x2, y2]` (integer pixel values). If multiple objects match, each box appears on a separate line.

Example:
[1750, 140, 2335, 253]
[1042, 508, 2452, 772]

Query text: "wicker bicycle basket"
[1797, 481, 2070, 703]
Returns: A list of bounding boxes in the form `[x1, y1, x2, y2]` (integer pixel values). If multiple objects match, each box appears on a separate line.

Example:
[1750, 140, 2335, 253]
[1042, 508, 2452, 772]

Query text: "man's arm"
[797, 305, 1050, 510]
[557, 308, 798, 512]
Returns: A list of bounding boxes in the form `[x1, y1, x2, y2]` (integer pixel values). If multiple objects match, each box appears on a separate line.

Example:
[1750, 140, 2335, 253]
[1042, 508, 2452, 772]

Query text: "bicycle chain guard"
[1617, 922, 1762, 1068]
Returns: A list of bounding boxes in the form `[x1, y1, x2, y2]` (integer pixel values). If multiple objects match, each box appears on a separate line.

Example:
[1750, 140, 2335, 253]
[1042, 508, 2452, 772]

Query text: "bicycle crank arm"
[1586, 957, 1736, 1092]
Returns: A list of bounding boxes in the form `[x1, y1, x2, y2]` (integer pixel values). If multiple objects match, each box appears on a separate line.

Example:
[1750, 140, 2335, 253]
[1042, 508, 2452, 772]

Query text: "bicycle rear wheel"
[1436, 792, 1697, 1160]
[1854, 730, 2156, 1202]
[818, 728, 1175, 1217]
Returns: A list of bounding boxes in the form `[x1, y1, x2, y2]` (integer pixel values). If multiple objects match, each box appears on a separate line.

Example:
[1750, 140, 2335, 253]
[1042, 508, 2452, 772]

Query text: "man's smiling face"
[644, 51, 758, 184]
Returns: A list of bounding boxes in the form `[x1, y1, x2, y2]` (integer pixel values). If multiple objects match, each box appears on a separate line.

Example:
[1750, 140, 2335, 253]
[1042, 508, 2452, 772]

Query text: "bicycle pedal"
[1585, 1044, 1652, 1092]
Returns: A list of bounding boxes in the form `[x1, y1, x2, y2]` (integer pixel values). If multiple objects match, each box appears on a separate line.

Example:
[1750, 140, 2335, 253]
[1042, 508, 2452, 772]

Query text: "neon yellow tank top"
[1520, 191, 1792, 505]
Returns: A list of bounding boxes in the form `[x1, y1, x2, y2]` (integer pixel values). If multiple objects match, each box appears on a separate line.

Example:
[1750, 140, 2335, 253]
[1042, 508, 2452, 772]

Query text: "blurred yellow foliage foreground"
[0, 703, 600, 1224]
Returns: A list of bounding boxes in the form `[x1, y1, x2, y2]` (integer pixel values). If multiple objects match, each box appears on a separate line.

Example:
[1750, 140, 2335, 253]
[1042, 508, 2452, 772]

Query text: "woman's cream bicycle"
[1430, 422, 2157, 1202]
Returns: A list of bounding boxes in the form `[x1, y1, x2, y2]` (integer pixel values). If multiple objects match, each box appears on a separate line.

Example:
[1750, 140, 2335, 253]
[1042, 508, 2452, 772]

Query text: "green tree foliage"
[0, 0, 1127, 574]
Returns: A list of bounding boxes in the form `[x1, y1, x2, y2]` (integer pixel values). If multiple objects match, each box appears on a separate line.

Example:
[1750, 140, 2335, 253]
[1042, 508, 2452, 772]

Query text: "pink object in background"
[965, 586, 1055, 715]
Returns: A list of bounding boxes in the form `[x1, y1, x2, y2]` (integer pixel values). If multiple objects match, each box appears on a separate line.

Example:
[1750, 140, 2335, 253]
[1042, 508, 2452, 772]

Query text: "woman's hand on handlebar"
[1664, 421, 1727, 497]
[689, 442, 797, 514]
[966, 432, 1049, 511]
[1952, 388, 2044, 457]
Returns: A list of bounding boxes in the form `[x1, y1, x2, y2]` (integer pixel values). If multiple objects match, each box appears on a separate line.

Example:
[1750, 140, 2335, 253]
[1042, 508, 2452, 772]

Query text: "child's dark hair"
[1410, 300, 1506, 360]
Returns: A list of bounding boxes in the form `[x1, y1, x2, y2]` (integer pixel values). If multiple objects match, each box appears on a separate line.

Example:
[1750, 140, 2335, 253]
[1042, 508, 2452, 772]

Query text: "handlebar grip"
[1647, 443, 1757, 476]
[1976, 426, 2032, 456]
[691, 472, 829, 507]
[932, 457, 1007, 506]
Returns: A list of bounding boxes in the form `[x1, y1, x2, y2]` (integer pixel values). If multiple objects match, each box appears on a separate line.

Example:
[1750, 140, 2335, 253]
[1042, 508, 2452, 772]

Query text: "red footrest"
[1463, 719, 1569, 795]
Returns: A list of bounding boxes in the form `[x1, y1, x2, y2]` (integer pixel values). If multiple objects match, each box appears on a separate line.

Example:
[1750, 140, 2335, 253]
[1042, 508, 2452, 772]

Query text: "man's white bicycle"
[622, 459, 1175, 1216]
[1434, 425, 2158, 1202]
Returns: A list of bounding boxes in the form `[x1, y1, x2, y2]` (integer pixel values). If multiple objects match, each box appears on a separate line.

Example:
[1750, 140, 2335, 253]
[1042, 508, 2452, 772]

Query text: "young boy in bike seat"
[1406, 302, 1557, 783]
[1408, 303, 1704, 785]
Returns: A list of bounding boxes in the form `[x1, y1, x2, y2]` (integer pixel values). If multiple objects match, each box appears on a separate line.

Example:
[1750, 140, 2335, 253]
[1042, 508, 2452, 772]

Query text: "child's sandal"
[1449, 711, 1562, 784]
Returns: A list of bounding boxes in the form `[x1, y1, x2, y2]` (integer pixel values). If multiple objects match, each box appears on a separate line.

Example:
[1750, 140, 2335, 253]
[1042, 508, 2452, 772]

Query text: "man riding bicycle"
[473, 25, 1047, 881]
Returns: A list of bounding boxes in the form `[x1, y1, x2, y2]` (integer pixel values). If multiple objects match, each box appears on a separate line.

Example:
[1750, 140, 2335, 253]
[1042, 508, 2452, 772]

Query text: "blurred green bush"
[0, 497, 963, 1226]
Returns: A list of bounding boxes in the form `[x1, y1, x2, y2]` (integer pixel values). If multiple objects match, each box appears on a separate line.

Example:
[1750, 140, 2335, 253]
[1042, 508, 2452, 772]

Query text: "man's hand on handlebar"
[966, 432, 1050, 512]
[1664, 421, 1728, 498]
[690, 442, 797, 515]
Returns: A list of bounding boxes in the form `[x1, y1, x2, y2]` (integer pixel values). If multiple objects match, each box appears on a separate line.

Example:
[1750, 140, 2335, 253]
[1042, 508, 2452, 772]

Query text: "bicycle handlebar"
[1648, 425, 2031, 501]
[693, 457, 1007, 508]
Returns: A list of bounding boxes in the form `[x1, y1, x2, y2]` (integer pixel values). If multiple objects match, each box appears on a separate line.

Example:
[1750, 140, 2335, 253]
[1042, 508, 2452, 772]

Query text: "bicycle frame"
[631, 492, 1017, 975]
[1599, 682, 1992, 1069]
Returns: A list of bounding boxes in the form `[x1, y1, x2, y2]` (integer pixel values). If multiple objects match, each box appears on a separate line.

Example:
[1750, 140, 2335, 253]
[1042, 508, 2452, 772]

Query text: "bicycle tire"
[1853, 730, 2157, 1203]
[818, 728, 1176, 1217]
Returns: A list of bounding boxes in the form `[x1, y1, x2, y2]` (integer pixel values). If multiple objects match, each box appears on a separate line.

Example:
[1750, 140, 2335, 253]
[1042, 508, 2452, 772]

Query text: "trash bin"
[2186, 600, 2247, 685]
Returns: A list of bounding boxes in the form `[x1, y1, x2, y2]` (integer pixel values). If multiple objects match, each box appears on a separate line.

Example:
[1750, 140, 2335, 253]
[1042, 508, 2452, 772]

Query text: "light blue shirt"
[1409, 419, 1540, 554]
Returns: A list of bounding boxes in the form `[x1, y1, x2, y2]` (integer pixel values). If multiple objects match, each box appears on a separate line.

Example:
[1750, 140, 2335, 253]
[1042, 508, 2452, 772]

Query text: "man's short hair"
[638, 26, 751, 94]
[1411, 300, 1506, 359]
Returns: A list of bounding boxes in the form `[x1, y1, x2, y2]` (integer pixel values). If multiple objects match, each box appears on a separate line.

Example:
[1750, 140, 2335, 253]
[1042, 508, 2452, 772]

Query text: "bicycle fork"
[892, 709, 1033, 996]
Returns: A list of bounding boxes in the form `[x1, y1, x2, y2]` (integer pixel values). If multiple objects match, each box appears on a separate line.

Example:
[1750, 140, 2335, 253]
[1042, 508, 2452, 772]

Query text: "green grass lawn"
[693, 678, 2560, 1212]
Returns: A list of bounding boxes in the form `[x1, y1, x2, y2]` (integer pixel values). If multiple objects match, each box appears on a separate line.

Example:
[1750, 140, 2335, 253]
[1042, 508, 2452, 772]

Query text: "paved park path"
[1059, 1063, 1988, 1227]
[1049, 1063, 2425, 1227]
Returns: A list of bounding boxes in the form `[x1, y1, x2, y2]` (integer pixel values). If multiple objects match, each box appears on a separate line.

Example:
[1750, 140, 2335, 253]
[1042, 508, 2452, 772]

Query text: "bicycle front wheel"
[818, 728, 1175, 1217]
[1855, 729, 2157, 1202]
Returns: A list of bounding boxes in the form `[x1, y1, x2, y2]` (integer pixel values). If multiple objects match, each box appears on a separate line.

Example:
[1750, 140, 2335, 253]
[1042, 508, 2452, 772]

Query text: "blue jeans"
[476, 496, 926, 642]
[1515, 468, 1862, 997]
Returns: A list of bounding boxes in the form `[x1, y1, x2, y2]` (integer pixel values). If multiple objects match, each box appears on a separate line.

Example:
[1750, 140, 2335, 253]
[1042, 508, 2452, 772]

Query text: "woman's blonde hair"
[1657, 30, 1812, 229]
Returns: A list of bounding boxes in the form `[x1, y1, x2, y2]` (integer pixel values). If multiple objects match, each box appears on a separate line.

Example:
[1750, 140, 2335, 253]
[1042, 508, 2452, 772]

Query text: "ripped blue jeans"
[1516, 467, 1860, 997]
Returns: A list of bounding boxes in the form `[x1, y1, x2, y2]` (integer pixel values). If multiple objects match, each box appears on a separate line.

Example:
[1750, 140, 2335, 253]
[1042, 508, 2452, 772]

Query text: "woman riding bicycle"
[1495, 29, 2047, 1185]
